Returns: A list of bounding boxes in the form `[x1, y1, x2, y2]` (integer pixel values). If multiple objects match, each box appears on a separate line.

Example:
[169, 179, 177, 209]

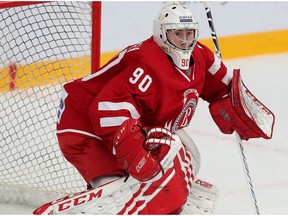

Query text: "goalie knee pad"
[175, 129, 201, 177]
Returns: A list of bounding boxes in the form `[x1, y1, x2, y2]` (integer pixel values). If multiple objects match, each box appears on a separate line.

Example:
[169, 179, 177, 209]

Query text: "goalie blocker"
[209, 69, 275, 140]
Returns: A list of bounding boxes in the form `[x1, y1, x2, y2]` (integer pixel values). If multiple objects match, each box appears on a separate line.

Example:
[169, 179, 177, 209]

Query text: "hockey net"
[0, 1, 101, 207]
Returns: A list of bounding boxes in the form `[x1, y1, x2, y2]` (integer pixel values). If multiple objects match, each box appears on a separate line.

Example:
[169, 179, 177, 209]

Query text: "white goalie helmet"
[153, 2, 199, 70]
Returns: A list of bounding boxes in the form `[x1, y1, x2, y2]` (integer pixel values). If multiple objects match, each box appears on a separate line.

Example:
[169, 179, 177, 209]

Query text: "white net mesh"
[0, 1, 99, 206]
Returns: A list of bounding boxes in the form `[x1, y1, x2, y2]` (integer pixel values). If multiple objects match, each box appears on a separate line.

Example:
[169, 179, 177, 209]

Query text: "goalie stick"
[203, 2, 261, 214]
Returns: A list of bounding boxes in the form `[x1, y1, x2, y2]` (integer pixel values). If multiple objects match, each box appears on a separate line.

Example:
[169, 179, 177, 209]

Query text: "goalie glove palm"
[113, 118, 162, 182]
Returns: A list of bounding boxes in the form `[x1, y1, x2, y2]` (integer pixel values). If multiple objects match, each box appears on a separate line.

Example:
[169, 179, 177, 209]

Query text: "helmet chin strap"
[165, 50, 194, 78]
[166, 45, 192, 70]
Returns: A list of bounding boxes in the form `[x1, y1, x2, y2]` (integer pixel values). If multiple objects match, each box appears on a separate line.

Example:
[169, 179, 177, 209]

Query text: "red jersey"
[57, 36, 231, 155]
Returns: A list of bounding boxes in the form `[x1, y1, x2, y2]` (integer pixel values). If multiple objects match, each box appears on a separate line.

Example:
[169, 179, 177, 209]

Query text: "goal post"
[0, 1, 101, 207]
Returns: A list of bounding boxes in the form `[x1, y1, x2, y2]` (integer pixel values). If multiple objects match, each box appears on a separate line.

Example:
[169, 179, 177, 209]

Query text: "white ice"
[1, 52, 288, 214]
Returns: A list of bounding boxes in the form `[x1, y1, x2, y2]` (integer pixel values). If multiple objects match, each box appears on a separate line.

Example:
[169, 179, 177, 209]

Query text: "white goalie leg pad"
[71, 177, 140, 215]
[33, 176, 138, 215]
[181, 179, 219, 215]
[175, 130, 219, 214]
[90, 175, 120, 188]
[175, 128, 201, 176]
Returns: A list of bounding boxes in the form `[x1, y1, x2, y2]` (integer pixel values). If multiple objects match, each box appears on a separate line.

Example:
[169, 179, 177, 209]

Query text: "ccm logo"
[136, 157, 146, 173]
[57, 189, 103, 212]
[195, 179, 213, 189]
[114, 126, 125, 146]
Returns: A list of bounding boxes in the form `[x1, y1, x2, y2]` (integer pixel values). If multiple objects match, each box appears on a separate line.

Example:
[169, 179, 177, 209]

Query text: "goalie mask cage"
[0, 1, 101, 207]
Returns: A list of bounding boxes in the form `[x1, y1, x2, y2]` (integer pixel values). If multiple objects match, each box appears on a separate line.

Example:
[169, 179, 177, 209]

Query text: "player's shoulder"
[130, 36, 161, 51]
[192, 41, 217, 63]
[193, 41, 214, 55]
[124, 37, 171, 72]
[125, 37, 165, 59]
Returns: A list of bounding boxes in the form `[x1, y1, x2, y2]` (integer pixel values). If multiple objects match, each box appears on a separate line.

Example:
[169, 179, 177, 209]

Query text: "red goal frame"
[0, 1, 101, 72]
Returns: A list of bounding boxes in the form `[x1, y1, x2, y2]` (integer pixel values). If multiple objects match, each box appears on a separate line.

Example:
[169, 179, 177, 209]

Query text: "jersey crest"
[165, 88, 198, 132]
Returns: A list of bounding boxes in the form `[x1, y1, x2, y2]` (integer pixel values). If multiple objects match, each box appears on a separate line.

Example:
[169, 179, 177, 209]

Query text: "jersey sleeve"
[198, 42, 232, 103]
[88, 55, 159, 152]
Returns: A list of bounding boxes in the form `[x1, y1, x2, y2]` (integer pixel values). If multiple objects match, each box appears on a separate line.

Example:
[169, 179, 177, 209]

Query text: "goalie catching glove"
[209, 69, 275, 140]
